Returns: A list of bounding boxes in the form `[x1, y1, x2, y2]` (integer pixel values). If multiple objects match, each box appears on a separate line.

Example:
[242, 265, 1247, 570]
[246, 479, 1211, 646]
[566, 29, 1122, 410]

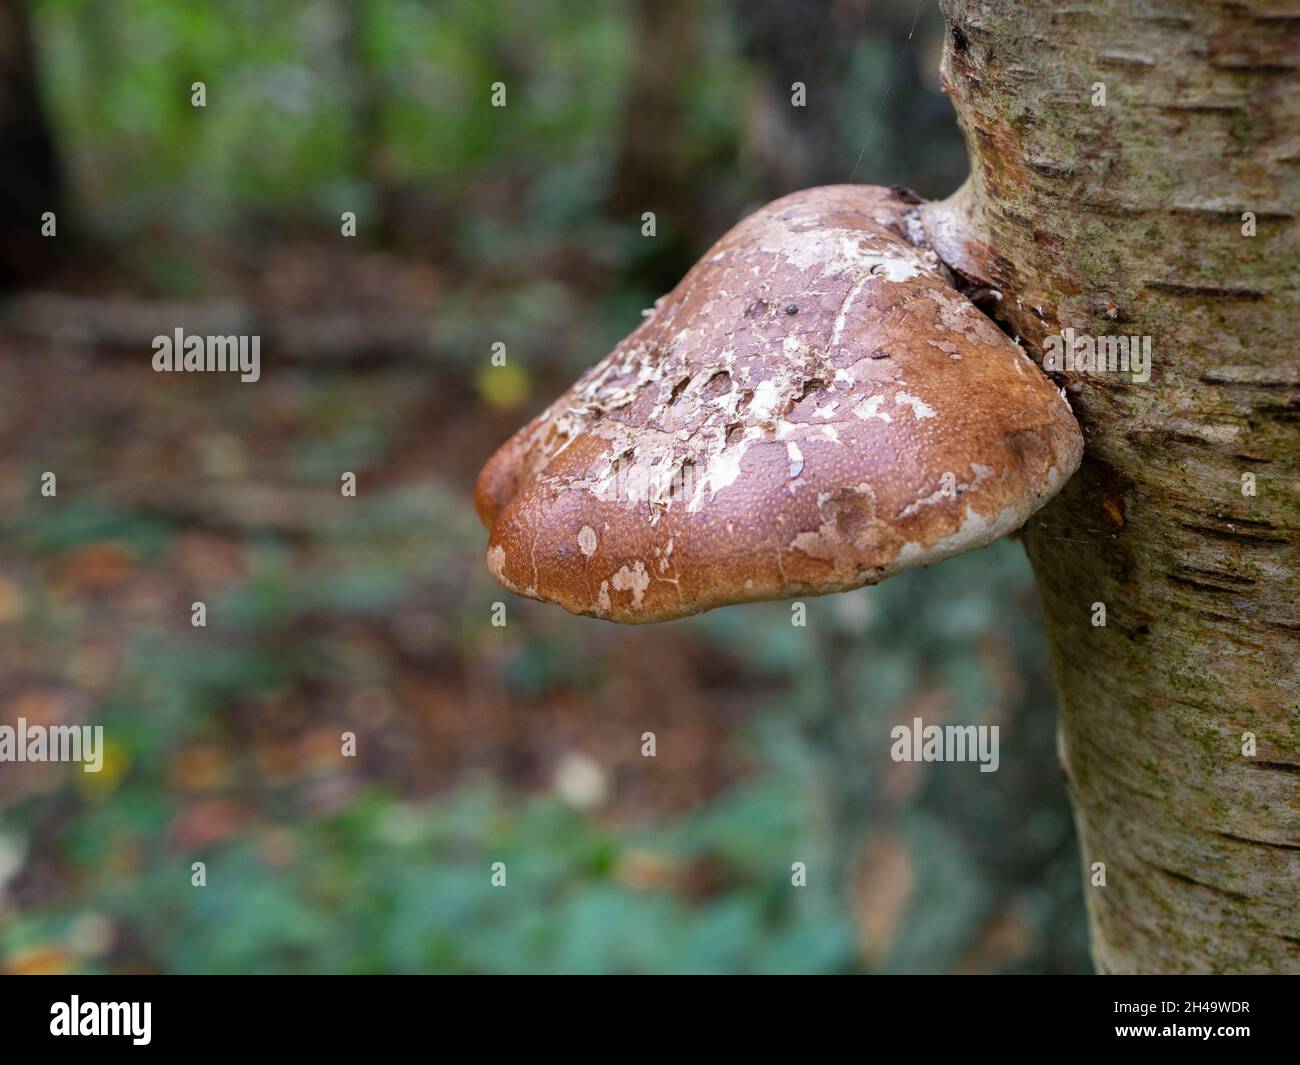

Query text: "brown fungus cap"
[476, 185, 1083, 623]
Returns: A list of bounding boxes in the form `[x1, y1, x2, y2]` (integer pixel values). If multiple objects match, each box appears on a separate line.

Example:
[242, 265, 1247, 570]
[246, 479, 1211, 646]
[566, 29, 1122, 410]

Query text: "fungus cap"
[476, 185, 1083, 623]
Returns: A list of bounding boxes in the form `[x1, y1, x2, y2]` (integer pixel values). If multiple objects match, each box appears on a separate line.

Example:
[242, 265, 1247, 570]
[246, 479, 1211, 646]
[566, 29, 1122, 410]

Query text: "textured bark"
[919, 0, 1299, 972]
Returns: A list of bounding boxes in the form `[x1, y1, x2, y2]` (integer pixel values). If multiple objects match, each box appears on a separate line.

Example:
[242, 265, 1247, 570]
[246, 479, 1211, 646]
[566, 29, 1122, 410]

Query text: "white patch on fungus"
[899, 464, 996, 518]
[611, 561, 651, 609]
[577, 526, 598, 557]
[756, 222, 929, 283]
[788, 482, 882, 570]
[829, 275, 871, 355]
[852, 395, 892, 422]
[786, 440, 804, 479]
[748, 379, 782, 425]
[865, 254, 926, 282]
[894, 392, 937, 419]
[691, 451, 743, 507]
[891, 503, 1027, 573]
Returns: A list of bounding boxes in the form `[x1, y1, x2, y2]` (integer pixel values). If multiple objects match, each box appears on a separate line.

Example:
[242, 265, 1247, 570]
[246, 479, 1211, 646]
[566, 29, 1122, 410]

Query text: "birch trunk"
[918, 0, 1299, 973]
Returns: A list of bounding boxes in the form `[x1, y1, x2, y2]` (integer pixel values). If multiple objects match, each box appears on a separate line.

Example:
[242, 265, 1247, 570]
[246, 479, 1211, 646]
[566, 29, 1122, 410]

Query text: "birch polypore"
[477, 186, 1082, 622]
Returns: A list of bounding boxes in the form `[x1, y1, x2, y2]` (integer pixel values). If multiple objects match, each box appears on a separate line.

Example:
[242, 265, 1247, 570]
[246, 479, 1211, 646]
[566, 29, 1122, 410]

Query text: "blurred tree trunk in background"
[605, 0, 702, 291]
[737, 0, 861, 190]
[342, 0, 399, 246]
[607, 0, 697, 222]
[738, 0, 963, 197]
[0, 0, 61, 286]
[922, 0, 1299, 973]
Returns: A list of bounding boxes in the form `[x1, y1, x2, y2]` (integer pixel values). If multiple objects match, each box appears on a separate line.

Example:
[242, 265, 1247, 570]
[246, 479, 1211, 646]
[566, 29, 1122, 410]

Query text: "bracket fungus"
[476, 185, 1083, 622]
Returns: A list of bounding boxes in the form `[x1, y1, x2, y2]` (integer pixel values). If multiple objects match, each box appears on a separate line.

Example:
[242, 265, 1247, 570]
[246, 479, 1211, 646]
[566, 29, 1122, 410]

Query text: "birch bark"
[918, 0, 1299, 973]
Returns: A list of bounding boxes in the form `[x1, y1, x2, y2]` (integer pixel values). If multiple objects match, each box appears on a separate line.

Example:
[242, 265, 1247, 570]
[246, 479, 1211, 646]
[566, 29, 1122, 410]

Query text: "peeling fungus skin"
[476, 185, 1084, 623]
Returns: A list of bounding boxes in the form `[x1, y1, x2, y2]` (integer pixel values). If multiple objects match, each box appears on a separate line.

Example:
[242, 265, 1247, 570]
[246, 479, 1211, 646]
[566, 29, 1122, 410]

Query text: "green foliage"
[4, 499, 176, 559]
[32, 0, 649, 233]
[1, 783, 857, 974]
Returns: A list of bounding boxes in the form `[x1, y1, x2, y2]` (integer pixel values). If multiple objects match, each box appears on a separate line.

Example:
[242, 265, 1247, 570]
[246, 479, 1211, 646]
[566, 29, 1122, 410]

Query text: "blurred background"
[0, 0, 1089, 973]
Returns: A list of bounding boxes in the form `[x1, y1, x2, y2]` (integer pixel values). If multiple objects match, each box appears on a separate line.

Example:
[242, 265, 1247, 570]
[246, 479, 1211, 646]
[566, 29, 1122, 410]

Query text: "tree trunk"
[0, 0, 61, 285]
[341, 0, 399, 246]
[605, 0, 703, 293]
[918, 0, 1299, 973]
